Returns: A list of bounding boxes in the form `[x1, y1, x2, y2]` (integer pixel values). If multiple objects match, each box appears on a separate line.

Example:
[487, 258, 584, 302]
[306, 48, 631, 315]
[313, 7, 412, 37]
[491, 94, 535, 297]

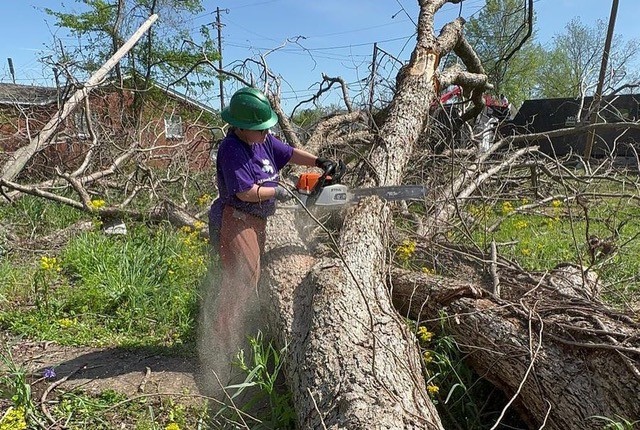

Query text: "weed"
[0, 194, 85, 237]
[48, 389, 209, 429]
[0, 347, 41, 429]
[413, 314, 527, 429]
[590, 415, 640, 430]
[217, 330, 296, 429]
[0, 406, 27, 430]
[0, 348, 34, 413]
[466, 196, 640, 305]
[0, 222, 208, 348]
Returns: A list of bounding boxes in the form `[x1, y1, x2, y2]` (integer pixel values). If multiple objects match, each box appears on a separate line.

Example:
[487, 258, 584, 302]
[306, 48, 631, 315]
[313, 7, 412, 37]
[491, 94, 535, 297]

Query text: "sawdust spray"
[195, 208, 329, 417]
[195, 257, 265, 409]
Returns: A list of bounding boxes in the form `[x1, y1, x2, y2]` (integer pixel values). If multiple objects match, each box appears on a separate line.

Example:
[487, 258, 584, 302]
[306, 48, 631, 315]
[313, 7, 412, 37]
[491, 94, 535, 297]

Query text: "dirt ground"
[4, 336, 205, 405]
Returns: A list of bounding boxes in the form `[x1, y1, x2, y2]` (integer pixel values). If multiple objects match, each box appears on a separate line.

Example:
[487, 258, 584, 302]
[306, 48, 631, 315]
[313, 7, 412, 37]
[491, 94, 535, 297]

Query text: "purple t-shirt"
[209, 130, 293, 229]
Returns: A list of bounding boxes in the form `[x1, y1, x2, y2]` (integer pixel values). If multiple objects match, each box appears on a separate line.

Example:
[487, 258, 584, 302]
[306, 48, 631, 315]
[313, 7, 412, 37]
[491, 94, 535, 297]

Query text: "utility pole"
[583, 0, 619, 161]
[215, 7, 227, 110]
[368, 43, 378, 112]
[7, 58, 15, 83]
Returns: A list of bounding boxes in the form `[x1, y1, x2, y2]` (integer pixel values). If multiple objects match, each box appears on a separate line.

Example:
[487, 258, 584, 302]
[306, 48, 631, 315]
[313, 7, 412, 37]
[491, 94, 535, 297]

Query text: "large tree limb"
[0, 14, 158, 182]
[258, 1, 478, 428]
[391, 265, 640, 430]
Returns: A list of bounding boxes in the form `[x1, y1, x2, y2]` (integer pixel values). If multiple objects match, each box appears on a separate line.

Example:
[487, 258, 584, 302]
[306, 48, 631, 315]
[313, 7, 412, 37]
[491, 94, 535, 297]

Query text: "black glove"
[315, 157, 336, 174]
[273, 185, 293, 202]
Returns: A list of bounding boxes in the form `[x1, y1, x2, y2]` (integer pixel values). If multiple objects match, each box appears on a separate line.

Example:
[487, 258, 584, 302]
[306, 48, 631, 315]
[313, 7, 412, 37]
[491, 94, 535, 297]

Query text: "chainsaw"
[282, 160, 426, 209]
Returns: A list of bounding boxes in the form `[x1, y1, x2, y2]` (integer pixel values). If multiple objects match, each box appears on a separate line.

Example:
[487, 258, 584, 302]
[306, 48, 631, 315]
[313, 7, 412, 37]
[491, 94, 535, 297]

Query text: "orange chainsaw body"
[296, 172, 322, 194]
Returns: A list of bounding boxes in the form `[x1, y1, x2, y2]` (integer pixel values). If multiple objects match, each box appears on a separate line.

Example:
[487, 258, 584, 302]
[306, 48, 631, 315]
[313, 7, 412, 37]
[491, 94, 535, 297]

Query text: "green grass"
[455, 195, 640, 304]
[3, 173, 640, 428]
[46, 389, 209, 429]
[0, 194, 213, 428]
[0, 222, 209, 348]
[0, 194, 86, 237]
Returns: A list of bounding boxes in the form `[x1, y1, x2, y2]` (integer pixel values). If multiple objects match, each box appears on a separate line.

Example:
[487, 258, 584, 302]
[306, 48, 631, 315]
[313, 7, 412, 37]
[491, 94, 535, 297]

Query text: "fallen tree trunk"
[258, 0, 490, 428]
[0, 14, 158, 182]
[391, 263, 640, 430]
[262, 203, 443, 429]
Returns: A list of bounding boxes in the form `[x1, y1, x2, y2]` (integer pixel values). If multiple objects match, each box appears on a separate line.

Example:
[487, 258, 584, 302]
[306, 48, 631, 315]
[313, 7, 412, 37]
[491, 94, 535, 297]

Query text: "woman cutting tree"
[206, 87, 335, 369]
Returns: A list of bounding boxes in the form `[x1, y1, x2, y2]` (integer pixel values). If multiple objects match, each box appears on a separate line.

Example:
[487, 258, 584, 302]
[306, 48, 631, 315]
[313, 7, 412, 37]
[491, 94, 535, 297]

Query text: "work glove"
[315, 157, 336, 175]
[274, 185, 293, 202]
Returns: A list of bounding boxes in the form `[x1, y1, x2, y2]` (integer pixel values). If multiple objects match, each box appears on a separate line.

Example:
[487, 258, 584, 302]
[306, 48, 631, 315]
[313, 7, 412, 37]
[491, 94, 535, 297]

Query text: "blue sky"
[0, 0, 638, 113]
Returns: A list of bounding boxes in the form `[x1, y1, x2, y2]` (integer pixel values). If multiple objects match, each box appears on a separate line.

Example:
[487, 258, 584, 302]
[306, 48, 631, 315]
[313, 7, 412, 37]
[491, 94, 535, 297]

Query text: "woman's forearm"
[236, 184, 276, 202]
[289, 148, 318, 167]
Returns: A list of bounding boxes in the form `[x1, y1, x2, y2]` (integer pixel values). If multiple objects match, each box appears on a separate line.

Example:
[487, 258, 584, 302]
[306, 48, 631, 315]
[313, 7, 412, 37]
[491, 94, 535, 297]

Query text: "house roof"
[0, 81, 217, 114]
[159, 84, 217, 116]
[0, 83, 63, 106]
[505, 94, 640, 157]
[511, 94, 640, 132]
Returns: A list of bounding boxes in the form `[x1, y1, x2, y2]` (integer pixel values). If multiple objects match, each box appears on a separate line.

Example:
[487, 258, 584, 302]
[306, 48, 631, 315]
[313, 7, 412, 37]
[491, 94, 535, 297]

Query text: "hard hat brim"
[221, 106, 278, 130]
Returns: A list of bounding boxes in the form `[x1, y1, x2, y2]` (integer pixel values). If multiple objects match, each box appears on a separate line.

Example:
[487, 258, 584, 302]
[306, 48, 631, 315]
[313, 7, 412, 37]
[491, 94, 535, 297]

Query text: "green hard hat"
[221, 87, 278, 130]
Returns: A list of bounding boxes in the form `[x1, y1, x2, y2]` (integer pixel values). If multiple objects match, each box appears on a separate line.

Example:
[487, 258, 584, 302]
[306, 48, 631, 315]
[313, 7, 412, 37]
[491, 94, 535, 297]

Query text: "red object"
[439, 86, 461, 104]
[296, 172, 322, 194]
[430, 86, 461, 110]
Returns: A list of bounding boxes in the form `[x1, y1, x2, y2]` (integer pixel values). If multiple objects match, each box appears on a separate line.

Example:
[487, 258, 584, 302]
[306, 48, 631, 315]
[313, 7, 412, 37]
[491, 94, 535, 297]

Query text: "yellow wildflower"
[397, 239, 417, 262]
[501, 201, 514, 215]
[416, 326, 434, 343]
[427, 384, 439, 396]
[58, 318, 77, 329]
[515, 220, 528, 229]
[180, 225, 192, 234]
[193, 220, 206, 231]
[422, 350, 433, 363]
[196, 194, 212, 207]
[89, 199, 106, 209]
[421, 266, 434, 275]
[0, 406, 27, 430]
[40, 256, 61, 271]
[165, 423, 180, 430]
[551, 199, 563, 208]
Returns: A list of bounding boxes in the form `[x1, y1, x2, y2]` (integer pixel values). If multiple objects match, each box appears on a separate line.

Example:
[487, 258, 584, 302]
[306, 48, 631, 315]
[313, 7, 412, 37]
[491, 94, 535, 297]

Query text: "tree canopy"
[463, 0, 544, 107]
[536, 16, 640, 98]
[44, 0, 219, 96]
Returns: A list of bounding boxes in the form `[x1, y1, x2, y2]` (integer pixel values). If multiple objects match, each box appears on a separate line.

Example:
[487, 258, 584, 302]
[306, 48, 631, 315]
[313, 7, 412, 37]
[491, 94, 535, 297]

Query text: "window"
[165, 115, 184, 139]
[74, 109, 98, 139]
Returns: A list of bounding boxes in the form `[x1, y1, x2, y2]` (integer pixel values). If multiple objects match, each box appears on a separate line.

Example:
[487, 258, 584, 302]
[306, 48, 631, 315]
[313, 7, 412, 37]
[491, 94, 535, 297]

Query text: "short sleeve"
[217, 142, 254, 195]
[268, 135, 294, 170]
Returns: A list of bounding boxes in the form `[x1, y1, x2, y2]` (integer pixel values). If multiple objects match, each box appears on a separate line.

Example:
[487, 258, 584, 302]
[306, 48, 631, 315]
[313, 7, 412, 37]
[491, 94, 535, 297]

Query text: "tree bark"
[391, 263, 640, 430]
[258, 1, 489, 428]
[216, 1, 640, 429]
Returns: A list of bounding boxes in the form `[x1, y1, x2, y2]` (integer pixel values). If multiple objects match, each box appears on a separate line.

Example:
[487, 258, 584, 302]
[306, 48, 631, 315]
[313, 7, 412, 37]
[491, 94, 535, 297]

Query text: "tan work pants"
[210, 205, 266, 384]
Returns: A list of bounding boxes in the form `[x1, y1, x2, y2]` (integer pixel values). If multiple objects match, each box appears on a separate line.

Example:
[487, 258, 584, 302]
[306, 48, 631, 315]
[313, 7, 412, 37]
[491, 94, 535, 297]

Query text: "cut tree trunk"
[258, 1, 479, 428]
[223, 1, 640, 428]
[391, 263, 640, 430]
[262, 204, 442, 429]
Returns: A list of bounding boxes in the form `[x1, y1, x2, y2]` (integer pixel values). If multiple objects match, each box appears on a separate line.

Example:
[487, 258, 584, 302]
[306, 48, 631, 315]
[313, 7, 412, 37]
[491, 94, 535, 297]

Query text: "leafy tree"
[537, 17, 640, 98]
[44, 0, 219, 121]
[463, 0, 544, 107]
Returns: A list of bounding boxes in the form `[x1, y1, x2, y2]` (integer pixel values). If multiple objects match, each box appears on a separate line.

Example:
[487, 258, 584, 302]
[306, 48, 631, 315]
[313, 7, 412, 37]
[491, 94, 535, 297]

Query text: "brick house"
[0, 81, 219, 179]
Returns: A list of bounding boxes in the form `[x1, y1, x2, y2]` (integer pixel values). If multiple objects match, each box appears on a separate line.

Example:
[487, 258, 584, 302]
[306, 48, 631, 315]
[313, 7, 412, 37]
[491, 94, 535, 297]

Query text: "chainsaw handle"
[312, 160, 346, 195]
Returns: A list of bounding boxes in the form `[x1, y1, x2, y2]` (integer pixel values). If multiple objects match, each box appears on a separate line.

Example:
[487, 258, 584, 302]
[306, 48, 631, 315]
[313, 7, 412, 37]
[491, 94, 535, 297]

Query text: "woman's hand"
[315, 157, 336, 174]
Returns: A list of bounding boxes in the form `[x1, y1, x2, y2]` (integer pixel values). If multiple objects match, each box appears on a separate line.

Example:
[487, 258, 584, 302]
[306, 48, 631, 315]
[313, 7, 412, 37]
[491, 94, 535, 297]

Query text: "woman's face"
[237, 128, 269, 144]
